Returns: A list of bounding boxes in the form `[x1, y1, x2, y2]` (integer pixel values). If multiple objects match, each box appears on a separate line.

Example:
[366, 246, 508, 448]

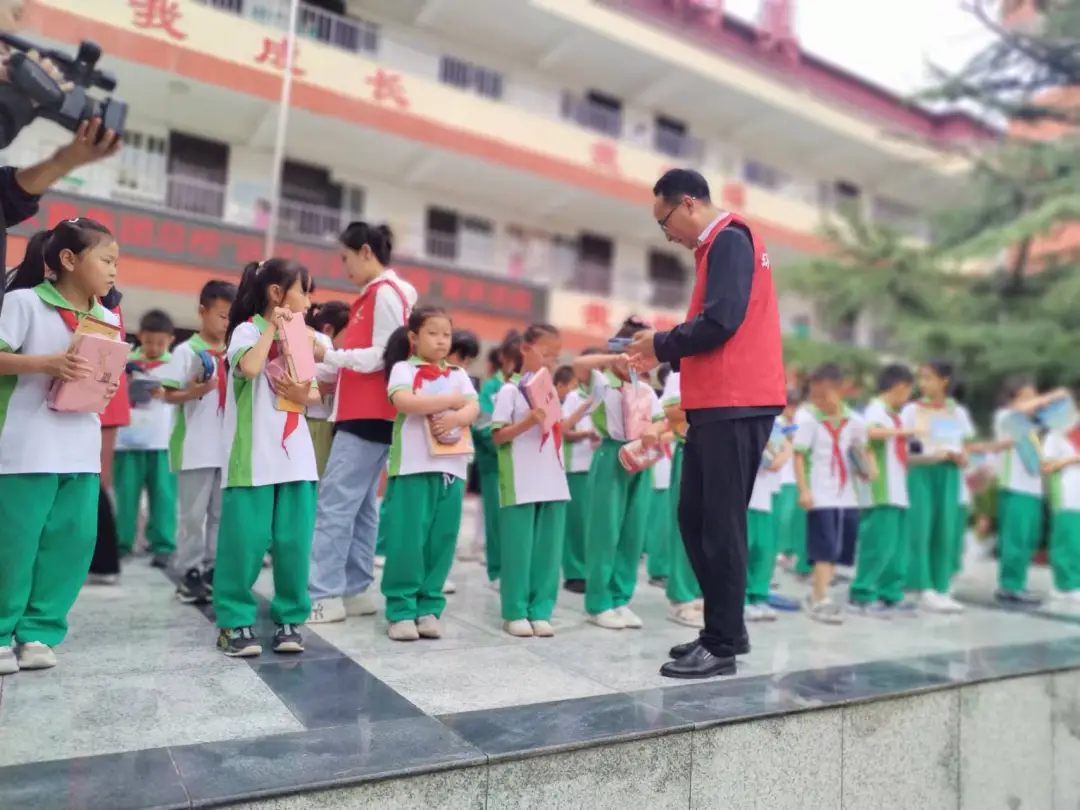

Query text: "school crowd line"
[0, 217, 1077, 679]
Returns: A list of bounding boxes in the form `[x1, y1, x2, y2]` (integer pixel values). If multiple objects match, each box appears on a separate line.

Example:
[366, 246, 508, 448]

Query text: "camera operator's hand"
[54, 118, 121, 171]
[0, 49, 72, 95]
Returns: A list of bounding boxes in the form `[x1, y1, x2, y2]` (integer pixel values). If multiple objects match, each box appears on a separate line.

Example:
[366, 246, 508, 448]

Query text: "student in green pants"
[574, 338, 663, 631]
[379, 308, 480, 641]
[659, 370, 701, 627]
[492, 325, 569, 638]
[646, 449, 673, 583]
[900, 361, 975, 613]
[994, 382, 1070, 604]
[1042, 424, 1080, 601]
[850, 365, 915, 615]
[745, 465, 779, 621]
[771, 397, 800, 567]
[558, 362, 597, 593]
[213, 259, 320, 658]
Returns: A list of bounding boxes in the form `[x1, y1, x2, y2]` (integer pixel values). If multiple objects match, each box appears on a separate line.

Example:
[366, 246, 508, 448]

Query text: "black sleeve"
[0, 85, 37, 151]
[653, 226, 754, 364]
[0, 165, 40, 228]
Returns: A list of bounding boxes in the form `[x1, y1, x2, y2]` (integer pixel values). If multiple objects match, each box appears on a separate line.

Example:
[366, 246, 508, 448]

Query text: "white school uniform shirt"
[307, 332, 336, 421]
[491, 379, 570, 506]
[159, 335, 226, 472]
[116, 347, 174, 452]
[589, 369, 663, 442]
[748, 466, 775, 513]
[385, 357, 478, 481]
[792, 404, 866, 510]
[0, 285, 120, 474]
[1044, 432, 1080, 512]
[861, 397, 909, 508]
[994, 406, 1043, 496]
[561, 387, 596, 474]
[900, 398, 974, 458]
[221, 315, 318, 488]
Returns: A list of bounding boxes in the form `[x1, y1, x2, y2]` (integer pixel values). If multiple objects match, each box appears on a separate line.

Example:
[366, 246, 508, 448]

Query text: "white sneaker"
[416, 614, 442, 639]
[588, 609, 626, 630]
[456, 541, 484, 562]
[691, 598, 705, 612]
[504, 619, 534, 637]
[530, 620, 555, 637]
[374, 555, 386, 569]
[1067, 591, 1080, 604]
[806, 598, 844, 625]
[0, 645, 18, 675]
[17, 641, 56, 670]
[442, 580, 457, 595]
[343, 589, 378, 617]
[757, 604, 778, 622]
[487, 579, 500, 592]
[85, 573, 119, 586]
[745, 603, 766, 622]
[388, 620, 419, 642]
[615, 605, 643, 629]
[921, 591, 963, 614]
[942, 594, 965, 613]
[1049, 589, 1070, 602]
[669, 603, 704, 628]
[307, 597, 347, 624]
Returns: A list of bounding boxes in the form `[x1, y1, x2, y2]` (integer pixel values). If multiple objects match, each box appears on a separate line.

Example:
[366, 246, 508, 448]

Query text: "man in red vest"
[629, 169, 785, 679]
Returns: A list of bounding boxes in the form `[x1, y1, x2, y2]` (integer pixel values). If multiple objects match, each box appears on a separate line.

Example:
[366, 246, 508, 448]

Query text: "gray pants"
[173, 467, 222, 575]
[308, 431, 387, 601]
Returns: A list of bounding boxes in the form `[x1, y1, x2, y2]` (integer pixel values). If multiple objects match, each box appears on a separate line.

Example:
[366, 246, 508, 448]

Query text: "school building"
[6, 0, 990, 349]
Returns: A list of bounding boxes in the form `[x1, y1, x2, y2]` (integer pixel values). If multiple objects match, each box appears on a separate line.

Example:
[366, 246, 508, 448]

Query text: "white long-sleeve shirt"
[318, 269, 418, 376]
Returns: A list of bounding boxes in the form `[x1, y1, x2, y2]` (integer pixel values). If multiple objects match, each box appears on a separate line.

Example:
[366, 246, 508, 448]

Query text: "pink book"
[519, 368, 561, 434]
[48, 334, 130, 414]
[278, 316, 317, 382]
[622, 383, 653, 441]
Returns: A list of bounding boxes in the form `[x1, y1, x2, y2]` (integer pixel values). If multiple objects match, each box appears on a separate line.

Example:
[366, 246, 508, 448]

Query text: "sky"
[723, 0, 996, 94]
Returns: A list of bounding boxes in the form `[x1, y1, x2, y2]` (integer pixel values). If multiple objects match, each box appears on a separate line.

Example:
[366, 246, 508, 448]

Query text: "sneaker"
[85, 573, 119, 585]
[374, 555, 386, 569]
[442, 580, 457, 595]
[176, 568, 211, 606]
[1048, 589, 1070, 602]
[995, 589, 1041, 607]
[848, 601, 892, 619]
[669, 603, 705, 628]
[530, 620, 555, 637]
[806, 598, 844, 625]
[588, 609, 626, 630]
[745, 603, 766, 622]
[308, 597, 347, 624]
[150, 553, 171, 569]
[203, 567, 215, 592]
[417, 615, 442, 639]
[487, 579, 500, 592]
[262, 554, 272, 568]
[504, 619, 534, 637]
[615, 605, 643, 629]
[886, 595, 919, 616]
[457, 541, 484, 562]
[388, 620, 420, 642]
[0, 645, 18, 675]
[942, 594, 966, 613]
[757, 603, 778, 622]
[273, 624, 304, 653]
[17, 641, 56, 669]
[343, 589, 378, 617]
[648, 576, 667, 588]
[1068, 591, 1080, 605]
[563, 579, 585, 594]
[919, 590, 960, 614]
[217, 627, 261, 657]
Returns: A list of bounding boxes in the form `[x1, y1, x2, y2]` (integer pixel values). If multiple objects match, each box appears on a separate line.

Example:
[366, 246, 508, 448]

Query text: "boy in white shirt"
[746, 438, 789, 621]
[115, 309, 176, 567]
[1042, 415, 1080, 602]
[793, 364, 871, 624]
[558, 362, 596, 594]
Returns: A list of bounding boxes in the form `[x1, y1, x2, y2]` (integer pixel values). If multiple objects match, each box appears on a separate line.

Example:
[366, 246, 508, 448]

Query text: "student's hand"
[148, 385, 166, 400]
[446, 388, 467, 411]
[271, 307, 293, 329]
[767, 456, 785, 473]
[640, 422, 663, 448]
[947, 450, 968, 467]
[188, 376, 217, 399]
[41, 350, 91, 381]
[1041, 460, 1058, 475]
[612, 353, 633, 378]
[317, 379, 335, 398]
[526, 407, 547, 426]
[272, 371, 310, 405]
[798, 488, 814, 510]
[312, 338, 327, 362]
[431, 410, 467, 437]
[103, 377, 120, 402]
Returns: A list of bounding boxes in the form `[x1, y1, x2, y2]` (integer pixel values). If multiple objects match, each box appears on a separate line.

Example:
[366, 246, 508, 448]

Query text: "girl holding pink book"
[571, 317, 664, 632]
[213, 258, 325, 658]
[0, 218, 122, 674]
[380, 305, 479, 641]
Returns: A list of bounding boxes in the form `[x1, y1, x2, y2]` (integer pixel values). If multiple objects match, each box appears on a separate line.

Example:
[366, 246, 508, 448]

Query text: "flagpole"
[263, 0, 301, 258]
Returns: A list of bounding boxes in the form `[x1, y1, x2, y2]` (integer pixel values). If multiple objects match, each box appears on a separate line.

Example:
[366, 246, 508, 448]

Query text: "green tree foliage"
[787, 0, 1080, 422]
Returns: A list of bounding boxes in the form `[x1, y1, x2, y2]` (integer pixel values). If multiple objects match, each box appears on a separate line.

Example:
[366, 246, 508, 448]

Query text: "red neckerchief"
[543, 420, 563, 466]
[1069, 425, 1080, 454]
[131, 356, 166, 372]
[412, 362, 451, 392]
[890, 411, 908, 467]
[259, 319, 300, 453]
[663, 441, 673, 460]
[207, 349, 227, 413]
[821, 416, 849, 489]
[57, 307, 80, 333]
[921, 398, 948, 410]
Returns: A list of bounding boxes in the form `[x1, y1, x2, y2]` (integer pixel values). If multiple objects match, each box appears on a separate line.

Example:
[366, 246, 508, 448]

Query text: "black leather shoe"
[563, 579, 585, 594]
[668, 637, 750, 660]
[660, 645, 736, 679]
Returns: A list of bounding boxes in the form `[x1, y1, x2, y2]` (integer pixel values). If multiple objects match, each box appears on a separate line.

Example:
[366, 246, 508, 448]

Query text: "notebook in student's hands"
[518, 368, 561, 434]
[73, 315, 121, 341]
[265, 357, 306, 414]
[277, 315, 317, 382]
[48, 333, 129, 413]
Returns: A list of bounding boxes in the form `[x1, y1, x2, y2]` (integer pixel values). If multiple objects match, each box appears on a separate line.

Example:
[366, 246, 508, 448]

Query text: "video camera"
[0, 33, 127, 141]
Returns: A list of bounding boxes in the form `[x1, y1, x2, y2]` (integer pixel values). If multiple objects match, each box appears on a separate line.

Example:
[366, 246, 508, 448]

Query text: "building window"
[654, 115, 689, 158]
[200, 0, 380, 55]
[741, 159, 788, 191]
[439, 56, 503, 100]
[425, 207, 495, 268]
[573, 233, 613, 296]
[279, 159, 344, 238]
[647, 249, 688, 309]
[114, 131, 168, 199]
[426, 207, 459, 261]
[561, 90, 623, 138]
[165, 131, 229, 219]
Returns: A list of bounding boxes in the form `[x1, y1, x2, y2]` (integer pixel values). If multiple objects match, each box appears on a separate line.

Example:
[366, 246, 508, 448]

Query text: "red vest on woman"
[680, 213, 785, 410]
[100, 304, 131, 428]
[333, 276, 410, 422]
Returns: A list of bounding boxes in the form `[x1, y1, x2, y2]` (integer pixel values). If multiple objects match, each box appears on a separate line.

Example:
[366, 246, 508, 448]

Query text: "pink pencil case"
[47, 334, 130, 413]
[278, 316, 316, 382]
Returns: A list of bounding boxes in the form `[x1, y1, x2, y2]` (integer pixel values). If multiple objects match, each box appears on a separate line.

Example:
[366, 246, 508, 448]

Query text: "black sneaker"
[202, 567, 214, 593]
[176, 568, 210, 606]
[150, 553, 171, 569]
[648, 576, 668, 588]
[563, 579, 585, 594]
[273, 624, 304, 654]
[995, 589, 1043, 607]
[217, 627, 261, 657]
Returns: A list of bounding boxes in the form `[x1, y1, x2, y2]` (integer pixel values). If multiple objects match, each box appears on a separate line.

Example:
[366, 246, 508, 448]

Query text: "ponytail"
[340, 221, 393, 266]
[226, 257, 312, 344]
[383, 325, 410, 381]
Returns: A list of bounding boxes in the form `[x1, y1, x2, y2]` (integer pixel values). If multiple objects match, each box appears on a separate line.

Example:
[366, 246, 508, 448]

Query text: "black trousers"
[677, 415, 774, 657]
[89, 486, 121, 576]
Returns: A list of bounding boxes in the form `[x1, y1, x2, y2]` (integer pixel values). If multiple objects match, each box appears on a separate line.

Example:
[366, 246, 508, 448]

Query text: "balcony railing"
[559, 95, 624, 139]
[654, 128, 705, 163]
[194, 0, 380, 55]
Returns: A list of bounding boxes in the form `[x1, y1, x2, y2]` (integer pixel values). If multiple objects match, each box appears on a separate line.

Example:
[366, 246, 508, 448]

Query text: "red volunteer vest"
[99, 304, 131, 429]
[680, 213, 785, 410]
[334, 277, 410, 422]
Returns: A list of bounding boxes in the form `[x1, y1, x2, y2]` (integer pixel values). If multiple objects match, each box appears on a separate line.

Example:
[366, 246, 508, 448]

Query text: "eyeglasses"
[657, 196, 694, 232]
